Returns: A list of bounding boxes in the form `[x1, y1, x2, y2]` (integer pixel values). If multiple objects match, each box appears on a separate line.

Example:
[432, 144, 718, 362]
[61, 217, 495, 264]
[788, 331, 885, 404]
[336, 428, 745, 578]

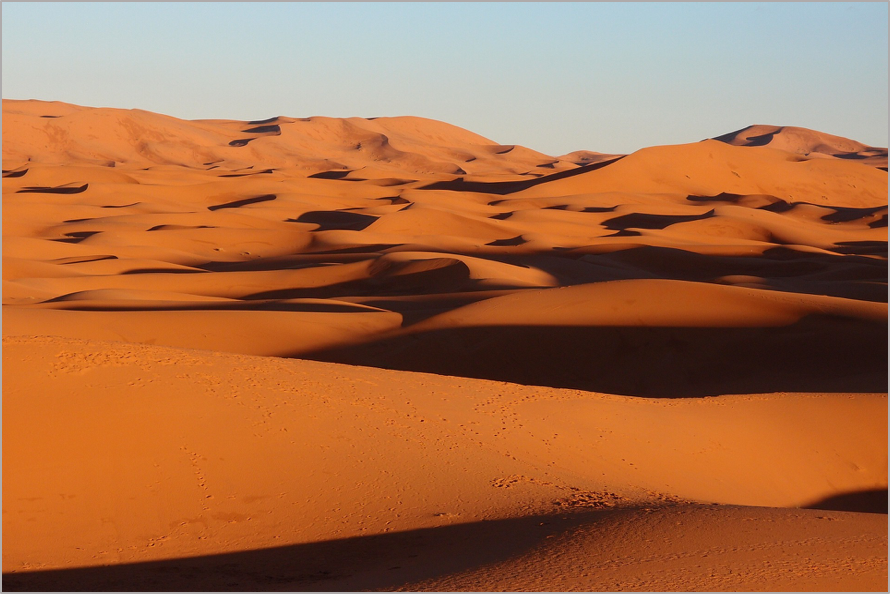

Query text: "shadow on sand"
[300, 315, 887, 398]
[418, 156, 624, 195]
[804, 488, 888, 515]
[1, 510, 612, 592]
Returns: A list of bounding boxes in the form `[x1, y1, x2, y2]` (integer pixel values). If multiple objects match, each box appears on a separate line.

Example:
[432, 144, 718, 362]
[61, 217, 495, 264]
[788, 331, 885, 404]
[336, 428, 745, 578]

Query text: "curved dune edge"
[2, 335, 886, 591]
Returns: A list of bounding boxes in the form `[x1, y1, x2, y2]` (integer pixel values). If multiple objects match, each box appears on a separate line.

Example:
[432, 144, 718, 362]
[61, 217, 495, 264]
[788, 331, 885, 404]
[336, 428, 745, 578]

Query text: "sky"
[2, 2, 887, 155]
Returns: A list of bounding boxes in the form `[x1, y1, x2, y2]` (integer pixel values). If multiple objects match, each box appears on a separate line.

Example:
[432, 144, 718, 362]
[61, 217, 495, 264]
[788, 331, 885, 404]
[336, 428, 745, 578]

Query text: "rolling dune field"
[3, 99, 887, 591]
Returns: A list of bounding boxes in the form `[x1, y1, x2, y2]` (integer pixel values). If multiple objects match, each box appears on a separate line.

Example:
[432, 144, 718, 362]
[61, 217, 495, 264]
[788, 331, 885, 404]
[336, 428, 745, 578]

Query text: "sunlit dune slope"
[2, 336, 886, 590]
[2, 99, 574, 177]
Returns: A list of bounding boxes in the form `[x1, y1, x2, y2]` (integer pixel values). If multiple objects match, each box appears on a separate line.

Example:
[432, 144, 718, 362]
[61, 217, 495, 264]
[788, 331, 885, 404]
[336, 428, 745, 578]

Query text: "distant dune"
[713, 124, 888, 169]
[3, 99, 887, 591]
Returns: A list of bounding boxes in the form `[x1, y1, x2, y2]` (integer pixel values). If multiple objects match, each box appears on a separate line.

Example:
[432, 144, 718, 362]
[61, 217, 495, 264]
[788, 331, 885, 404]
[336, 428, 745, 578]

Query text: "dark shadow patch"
[490, 212, 513, 221]
[713, 128, 778, 147]
[583, 206, 617, 213]
[309, 170, 353, 180]
[119, 268, 209, 276]
[0, 511, 611, 592]
[869, 215, 888, 228]
[247, 116, 279, 125]
[301, 315, 887, 398]
[241, 124, 281, 135]
[147, 225, 216, 231]
[62, 218, 93, 224]
[2, 168, 28, 178]
[537, 162, 557, 169]
[418, 157, 625, 195]
[758, 200, 795, 214]
[228, 138, 256, 147]
[687, 192, 745, 203]
[288, 211, 378, 232]
[742, 131, 778, 146]
[39, 114, 62, 118]
[821, 205, 887, 224]
[244, 259, 474, 300]
[830, 241, 887, 257]
[487, 236, 527, 247]
[358, 293, 501, 326]
[600, 245, 820, 278]
[101, 202, 140, 209]
[52, 231, 99, 244]
[578, 244, 885, 302]
[54, 255, 118, 265]
[208, 194, 276, 211]
[309, 243, 402, 256]
[602, 211, 714, 231]
[18, 184, 88, 195]
[803, 488, 888, 514]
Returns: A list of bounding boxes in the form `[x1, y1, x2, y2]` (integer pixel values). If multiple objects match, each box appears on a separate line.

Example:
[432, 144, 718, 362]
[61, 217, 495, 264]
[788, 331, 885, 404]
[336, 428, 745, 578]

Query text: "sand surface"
[3, 99, 887, 591]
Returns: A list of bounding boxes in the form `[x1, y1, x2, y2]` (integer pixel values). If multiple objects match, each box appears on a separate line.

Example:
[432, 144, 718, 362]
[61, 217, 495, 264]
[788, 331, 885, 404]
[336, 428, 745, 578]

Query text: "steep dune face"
[3, 99, 887, 591]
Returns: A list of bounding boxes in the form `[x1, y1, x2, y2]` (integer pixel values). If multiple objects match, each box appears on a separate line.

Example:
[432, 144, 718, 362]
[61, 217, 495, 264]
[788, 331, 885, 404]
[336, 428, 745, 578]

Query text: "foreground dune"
[3, 99, 887, 590]
[3, 336, 887, 590]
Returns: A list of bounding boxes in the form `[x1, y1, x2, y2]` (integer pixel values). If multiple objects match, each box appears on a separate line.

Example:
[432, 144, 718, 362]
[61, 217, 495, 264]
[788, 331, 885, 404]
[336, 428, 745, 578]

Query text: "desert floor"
[2, 100, 887, 591]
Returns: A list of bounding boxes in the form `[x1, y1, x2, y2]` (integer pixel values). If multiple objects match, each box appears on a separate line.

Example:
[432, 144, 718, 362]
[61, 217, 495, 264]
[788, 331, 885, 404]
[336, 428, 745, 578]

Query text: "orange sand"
[3, 99, 887, 591]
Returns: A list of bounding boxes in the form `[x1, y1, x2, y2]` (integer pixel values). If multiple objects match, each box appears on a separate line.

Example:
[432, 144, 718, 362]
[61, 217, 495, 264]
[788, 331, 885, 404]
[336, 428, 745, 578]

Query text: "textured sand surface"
[3, 99, 887, 591]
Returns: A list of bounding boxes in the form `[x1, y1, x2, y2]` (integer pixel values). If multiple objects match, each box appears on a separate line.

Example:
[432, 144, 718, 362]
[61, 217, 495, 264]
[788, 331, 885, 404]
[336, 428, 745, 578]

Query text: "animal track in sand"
[490, 475, 652, 510]
[552, 490, 629, 509]
[51, 343, 212, 374]
[180, 446, 213, 511]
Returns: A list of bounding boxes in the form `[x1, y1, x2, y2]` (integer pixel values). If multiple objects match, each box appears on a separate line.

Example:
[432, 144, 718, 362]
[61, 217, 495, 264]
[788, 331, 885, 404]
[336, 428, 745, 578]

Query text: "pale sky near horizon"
[2, 2, 887, 155]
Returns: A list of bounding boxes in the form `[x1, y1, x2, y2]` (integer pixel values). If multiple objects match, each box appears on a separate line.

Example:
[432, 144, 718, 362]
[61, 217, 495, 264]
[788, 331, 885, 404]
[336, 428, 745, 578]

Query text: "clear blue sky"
[2, 2, 887, 155]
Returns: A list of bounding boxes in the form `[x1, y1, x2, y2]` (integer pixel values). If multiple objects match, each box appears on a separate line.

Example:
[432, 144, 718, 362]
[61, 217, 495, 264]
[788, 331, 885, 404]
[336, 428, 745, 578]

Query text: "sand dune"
[3, 99, 887, 591]
[714, 124, 889, 170]
[3, 337, 887, 591]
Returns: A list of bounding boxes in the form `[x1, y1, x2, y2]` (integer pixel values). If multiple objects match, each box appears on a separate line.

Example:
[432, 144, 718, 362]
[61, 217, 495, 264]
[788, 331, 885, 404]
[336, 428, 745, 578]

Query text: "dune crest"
[713, 124, 888, 169]
[2, 99, 579, 177]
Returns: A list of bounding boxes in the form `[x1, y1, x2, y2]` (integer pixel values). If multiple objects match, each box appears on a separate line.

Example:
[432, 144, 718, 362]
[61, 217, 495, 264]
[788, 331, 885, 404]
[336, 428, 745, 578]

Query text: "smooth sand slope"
[3, 99, 888, 591]
[3, 337, 887, 591]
